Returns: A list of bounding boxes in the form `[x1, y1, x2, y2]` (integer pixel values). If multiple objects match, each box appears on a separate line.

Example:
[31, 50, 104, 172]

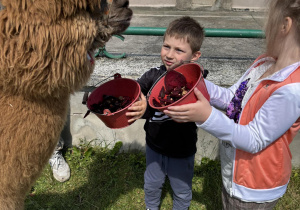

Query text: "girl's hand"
[126, 92, 147, 123]
[163, 88, 212, 123]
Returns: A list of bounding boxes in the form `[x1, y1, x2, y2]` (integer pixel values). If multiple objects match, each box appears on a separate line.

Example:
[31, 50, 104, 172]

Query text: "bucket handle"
[167, 60, 208, 78]
[82, 73, 122, 105]
[82, 73, 122, 118]
[146, 60, 208, 99]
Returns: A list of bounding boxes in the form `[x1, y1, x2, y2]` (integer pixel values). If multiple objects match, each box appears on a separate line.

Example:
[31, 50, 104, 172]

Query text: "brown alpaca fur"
[0, 0, 132, 209]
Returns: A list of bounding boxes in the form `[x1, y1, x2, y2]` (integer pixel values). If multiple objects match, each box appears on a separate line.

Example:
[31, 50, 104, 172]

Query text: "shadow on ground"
[25, 142, 222, 210]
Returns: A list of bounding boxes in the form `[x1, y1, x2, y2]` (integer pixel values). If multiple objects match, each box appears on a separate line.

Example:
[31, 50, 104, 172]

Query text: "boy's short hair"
[164, 16, 204, 53]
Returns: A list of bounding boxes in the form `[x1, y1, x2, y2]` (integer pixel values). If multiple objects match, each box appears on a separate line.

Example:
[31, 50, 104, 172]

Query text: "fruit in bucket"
[90, 95, 133, 115]
[148, 63, 210, 111]
[153, 70, 193, 107]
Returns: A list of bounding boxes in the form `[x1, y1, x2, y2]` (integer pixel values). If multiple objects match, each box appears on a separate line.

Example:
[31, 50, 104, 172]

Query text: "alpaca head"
[0, 0, 132, 99]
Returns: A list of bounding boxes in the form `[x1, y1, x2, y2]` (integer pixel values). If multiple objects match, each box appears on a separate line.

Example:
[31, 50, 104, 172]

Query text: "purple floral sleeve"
[226, 78, 250, 123]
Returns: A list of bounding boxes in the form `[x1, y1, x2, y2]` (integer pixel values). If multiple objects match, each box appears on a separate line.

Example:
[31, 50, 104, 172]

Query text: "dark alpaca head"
[87, 0, 133, 56]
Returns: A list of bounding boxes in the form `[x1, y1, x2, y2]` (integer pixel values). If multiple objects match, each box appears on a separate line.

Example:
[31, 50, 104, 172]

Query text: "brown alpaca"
[0, 0, 132, 209]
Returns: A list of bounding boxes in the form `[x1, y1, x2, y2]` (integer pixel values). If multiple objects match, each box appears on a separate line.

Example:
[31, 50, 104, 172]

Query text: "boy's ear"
[191, 51, 202, 61]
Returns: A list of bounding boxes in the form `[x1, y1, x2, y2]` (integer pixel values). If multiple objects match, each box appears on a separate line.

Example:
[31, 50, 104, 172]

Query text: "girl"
[164, 0, 300, 209]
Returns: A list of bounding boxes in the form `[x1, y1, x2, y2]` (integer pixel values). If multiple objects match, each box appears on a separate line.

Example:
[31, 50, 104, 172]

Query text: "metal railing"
[123, 27, 264, 38]
[97, 27, 265, 59]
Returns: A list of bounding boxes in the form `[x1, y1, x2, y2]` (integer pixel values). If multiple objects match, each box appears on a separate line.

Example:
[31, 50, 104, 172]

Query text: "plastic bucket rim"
[87, 78, 141, 116]
[149, 63, 203, 109]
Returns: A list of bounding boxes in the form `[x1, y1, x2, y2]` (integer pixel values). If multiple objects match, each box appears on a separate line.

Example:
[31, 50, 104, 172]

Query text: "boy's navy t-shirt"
[137, 65, 198, 158]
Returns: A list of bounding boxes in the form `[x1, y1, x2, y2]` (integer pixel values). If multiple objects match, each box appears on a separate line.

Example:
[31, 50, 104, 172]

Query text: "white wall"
[192, 0, 216, 7]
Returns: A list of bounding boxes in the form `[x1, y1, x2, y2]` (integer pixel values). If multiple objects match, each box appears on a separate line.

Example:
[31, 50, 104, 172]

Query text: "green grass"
[25, 140, 300, 210]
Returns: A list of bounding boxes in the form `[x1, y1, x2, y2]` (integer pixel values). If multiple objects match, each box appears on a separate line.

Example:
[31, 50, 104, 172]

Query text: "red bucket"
[148, 63, 210, 111]
[86, 75, 141, 129]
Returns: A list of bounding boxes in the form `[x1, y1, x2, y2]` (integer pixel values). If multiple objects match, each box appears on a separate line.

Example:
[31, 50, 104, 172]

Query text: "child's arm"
[163, 87, 212, 124]
[126, 92, 147, 123]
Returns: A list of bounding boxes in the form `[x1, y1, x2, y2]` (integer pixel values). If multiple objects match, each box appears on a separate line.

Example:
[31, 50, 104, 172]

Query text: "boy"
[127, 16, 205, 210]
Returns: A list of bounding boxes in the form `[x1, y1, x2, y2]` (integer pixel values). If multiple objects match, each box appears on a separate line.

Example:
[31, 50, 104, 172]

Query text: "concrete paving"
[89, 8, 267, 84]
[63, 7, 300, 167]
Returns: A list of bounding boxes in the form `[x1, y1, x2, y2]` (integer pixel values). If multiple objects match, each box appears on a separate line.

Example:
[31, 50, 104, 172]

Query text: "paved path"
[90, 8, 266, 87]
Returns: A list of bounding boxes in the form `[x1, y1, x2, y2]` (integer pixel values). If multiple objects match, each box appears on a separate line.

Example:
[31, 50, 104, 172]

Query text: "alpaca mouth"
[87, 51, 95, 66]
[109, 16, 132, 24]
[120, 16, 132, 23]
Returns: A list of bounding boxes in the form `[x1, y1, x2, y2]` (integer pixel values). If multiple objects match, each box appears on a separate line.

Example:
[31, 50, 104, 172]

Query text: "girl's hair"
[265, 0, 300, 51]
[164, 16, 204, 53]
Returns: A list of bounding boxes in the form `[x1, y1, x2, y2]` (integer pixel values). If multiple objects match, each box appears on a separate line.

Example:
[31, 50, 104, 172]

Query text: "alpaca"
[0, 0, 132, 209]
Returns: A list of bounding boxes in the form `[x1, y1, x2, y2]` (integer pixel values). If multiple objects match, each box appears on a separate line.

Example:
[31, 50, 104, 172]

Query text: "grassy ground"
[25, 140, 300, 210]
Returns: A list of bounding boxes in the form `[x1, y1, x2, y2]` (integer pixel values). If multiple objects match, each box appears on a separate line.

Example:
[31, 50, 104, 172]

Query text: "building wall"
[129, 0, 267, 10]
[232, 0, 267, 10]
[130, 0, 176, 7]
[193, 0, 217, 7]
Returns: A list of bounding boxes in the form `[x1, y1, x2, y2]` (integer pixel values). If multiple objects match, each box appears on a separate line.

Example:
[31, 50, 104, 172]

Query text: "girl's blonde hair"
[164, 16, 204, 53]
[265, 0, 300, 53]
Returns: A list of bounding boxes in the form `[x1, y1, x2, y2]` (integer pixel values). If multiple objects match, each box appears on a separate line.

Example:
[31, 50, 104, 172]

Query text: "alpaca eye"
[86, 5, 92, 13]
[122, 0, 129, 8]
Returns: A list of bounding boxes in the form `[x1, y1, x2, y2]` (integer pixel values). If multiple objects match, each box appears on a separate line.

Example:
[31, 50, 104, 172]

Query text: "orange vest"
[234, 66, 300, 189]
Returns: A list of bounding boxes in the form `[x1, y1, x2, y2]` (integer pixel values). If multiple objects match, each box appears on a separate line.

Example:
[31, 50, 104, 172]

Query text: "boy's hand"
[126, 92, 147, 123]
[163, 88, 212, 123]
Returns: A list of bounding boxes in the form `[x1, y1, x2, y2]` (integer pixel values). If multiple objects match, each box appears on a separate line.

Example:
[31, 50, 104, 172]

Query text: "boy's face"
[161, 35, 201, 70]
